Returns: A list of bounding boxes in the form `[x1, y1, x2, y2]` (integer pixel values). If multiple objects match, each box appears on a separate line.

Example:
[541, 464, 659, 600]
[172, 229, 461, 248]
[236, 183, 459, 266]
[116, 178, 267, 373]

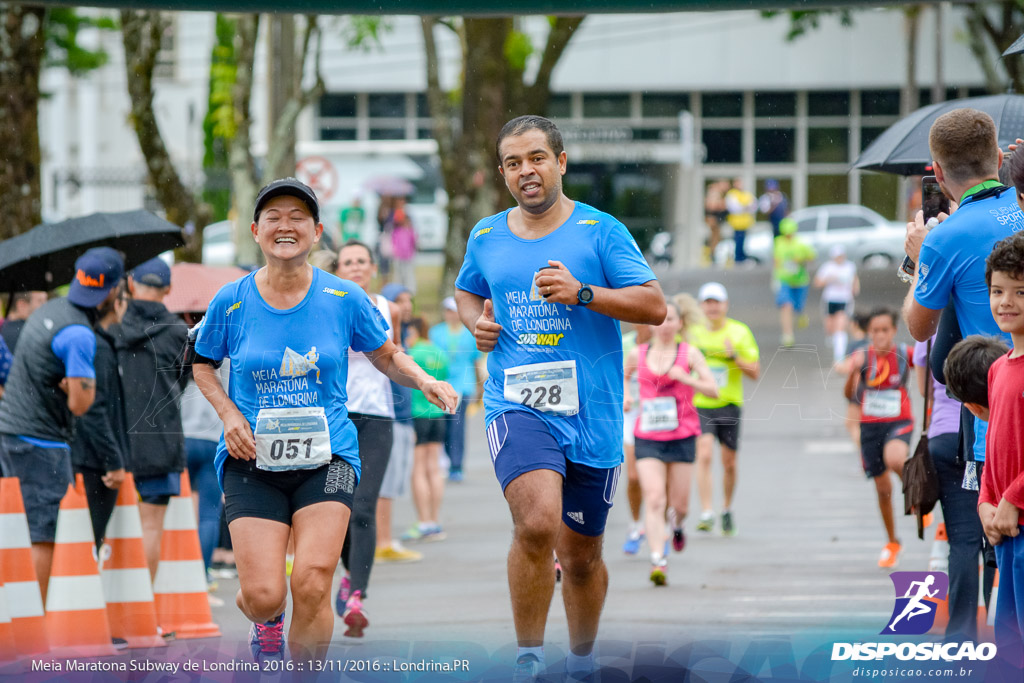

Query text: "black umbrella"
[852, 94, 1024, 175]
[0, 210, 185, 292]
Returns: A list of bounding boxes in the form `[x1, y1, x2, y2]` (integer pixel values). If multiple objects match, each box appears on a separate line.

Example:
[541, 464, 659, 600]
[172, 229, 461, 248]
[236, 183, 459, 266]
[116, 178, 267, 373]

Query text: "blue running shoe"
[249, 613, 284, 665]
[623, 529, 645, 555]
[512, 653, 542, 683]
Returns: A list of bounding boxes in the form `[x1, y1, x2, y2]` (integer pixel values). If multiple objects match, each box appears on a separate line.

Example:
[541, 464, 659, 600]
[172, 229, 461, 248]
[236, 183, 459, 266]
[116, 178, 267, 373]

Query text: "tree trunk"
[0, 5, 45, 241]
[425, 16, 584, 292]
[229, 14, 260, 267]
[121, 10, 210, 261]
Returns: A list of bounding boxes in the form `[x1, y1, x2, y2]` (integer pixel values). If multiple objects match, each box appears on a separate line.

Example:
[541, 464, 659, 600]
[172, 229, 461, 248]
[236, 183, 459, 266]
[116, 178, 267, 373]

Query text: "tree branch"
[525, 16, 583, 114]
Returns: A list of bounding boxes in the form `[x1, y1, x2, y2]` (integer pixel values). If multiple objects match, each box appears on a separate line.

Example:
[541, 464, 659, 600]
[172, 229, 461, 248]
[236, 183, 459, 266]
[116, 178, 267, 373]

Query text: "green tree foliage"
[45, 9, 117, 75]
[202, 14, 237, 221]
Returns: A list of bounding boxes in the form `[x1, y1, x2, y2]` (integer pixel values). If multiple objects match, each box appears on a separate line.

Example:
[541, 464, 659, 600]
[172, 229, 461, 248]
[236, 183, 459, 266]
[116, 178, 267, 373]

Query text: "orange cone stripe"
[158, 530, 203, 561]
[50, 543, 99, 577]
[0, 479, 27, 514]
[45, 609, 113, 647]
[103, 537, 148, 570]
[0, 549, 38, 583]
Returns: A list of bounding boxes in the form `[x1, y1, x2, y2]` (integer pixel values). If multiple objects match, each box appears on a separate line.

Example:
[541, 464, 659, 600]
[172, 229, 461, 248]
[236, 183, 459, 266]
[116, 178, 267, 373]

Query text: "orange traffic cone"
[44, 476, 116, 657]
[0, 579, 15, 663]
[0, 477, 48, 656]
[928, 523, 949, 572]
[153, 471, 220, 639]
[101, 473, 165, 649]
[986, 569, 999, 628]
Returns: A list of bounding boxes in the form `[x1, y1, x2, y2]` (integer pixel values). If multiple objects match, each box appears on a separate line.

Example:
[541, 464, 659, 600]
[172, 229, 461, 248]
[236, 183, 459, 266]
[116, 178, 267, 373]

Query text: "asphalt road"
[13, 261, 982, 682]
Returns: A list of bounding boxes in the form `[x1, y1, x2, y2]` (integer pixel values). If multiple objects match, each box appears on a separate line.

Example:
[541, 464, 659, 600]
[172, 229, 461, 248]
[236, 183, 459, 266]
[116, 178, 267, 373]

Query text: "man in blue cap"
[113, 256, 190, 579]
[0, 246, 124, 601]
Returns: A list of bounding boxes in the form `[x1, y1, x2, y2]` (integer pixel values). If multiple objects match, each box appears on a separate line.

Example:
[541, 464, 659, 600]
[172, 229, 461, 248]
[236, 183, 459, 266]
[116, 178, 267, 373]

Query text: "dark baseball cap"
[131, 257, 171, 288]
[68, 247, 125, 308]
[253, 178, 320, 224]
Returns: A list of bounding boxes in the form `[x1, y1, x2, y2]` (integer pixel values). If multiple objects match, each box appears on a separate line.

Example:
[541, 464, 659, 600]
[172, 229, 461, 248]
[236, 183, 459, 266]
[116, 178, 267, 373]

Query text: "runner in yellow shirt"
[689, 282, 760, 536]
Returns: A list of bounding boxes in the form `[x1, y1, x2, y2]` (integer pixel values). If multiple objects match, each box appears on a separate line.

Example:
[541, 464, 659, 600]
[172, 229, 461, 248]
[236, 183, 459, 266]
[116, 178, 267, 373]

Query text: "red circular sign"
[295, 156, 338, 203]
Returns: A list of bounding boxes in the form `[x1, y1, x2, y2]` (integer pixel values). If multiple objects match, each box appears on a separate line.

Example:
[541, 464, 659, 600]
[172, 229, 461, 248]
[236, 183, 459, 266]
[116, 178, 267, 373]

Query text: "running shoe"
[878, 542, 902, 569]
[622, 529, 645, 555]
[400, 524, 424, 542]
[335, 574, 351, 617]
[249, 613, 285, 665]
[781, 334, 795, 348]
[696, 511, 714, 533]
[797, 313, 809, 329]
[420, 523, 447, 542]
[721, 511, 736, 537]
[554, 555, 562, 583]
[343, 590, 369, 638]
[511, 653, 543, 683]
[375, 543, 423, 563]
[649, 556, 668, 586]
[672, 527, 686, 552]
[448, 468, 464, 483]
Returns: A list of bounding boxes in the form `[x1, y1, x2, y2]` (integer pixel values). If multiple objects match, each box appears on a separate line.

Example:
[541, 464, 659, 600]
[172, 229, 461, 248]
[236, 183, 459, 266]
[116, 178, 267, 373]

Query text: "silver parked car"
[717, 204, 907, 268]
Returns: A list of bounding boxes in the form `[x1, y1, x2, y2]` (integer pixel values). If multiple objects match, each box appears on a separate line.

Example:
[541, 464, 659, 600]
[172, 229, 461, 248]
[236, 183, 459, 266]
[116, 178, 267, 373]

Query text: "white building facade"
[39, 7, 993, 262]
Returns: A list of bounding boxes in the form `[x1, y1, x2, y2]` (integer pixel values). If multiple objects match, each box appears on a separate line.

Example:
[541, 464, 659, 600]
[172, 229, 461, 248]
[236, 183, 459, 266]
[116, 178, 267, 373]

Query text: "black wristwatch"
[576, 283, 594, 306]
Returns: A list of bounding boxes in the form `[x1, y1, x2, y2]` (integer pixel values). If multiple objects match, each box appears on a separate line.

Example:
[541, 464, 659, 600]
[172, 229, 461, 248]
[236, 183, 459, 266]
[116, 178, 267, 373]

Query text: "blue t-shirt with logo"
[915, 187, 1023, 338]
[455, 201, 656, 469]
[915, 185, 1023, 461]
[194, 268, 389, 485]
[429, 323, 481, 397]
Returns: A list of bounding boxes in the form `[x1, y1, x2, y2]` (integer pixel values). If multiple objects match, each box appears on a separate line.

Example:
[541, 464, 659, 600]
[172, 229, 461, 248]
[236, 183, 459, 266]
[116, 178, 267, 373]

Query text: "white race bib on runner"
[254, 406, 332, 472]
[640, 396, 678, 433]
[503, 360, 580, 416]
[711, 365, 729, 389]
[862, 390, 902, 419]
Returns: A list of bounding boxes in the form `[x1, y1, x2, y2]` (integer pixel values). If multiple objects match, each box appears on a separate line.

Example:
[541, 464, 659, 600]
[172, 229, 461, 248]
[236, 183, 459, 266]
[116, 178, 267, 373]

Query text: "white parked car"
[716, 204, 907, 269]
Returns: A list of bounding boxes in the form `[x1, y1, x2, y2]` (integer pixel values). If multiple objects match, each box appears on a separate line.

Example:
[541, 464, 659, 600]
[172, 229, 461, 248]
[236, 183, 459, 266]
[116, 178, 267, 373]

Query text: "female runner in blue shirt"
[192, 179, 457, 663]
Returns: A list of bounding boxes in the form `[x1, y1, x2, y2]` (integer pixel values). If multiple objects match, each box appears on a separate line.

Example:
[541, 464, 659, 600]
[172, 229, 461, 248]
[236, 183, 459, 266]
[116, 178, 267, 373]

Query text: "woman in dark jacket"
[71, 284, 129, 552]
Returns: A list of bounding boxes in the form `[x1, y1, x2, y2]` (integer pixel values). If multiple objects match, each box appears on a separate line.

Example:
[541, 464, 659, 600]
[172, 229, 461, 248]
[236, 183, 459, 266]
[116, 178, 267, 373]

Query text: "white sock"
[650, 551, 664, 564]
[833, 330, 848, 361]
[518, 646, 544, 664]
[566, 651, 594, 675]
[629, 520, 642, 535]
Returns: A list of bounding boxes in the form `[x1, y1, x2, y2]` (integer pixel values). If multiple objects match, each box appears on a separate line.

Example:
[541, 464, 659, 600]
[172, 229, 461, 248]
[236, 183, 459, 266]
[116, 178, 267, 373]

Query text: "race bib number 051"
[503, 360, 580, 416]
[254, 407, 332, 472]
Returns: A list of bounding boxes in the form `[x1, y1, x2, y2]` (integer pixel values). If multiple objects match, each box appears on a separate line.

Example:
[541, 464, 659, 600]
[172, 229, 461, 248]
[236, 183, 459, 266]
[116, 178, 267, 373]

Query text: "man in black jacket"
[0, 247, 123, 600]
[71, 282, 130, 553]
[115, 258, 189, 579]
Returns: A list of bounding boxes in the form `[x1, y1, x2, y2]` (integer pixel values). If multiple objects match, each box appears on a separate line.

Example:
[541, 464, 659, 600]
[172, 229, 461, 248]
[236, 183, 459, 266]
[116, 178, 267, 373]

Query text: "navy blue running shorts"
[486, 411, 619, 537]
[859, 420, 913, 479]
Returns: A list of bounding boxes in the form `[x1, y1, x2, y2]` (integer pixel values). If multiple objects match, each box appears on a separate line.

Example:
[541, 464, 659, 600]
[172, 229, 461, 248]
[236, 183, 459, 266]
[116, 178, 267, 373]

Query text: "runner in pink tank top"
[624, 296, 718, 586]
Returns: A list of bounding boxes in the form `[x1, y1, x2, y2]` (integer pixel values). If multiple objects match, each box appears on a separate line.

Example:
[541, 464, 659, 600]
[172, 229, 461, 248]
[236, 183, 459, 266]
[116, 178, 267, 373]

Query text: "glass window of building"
[754, 92, 796, 118]
[369, 127, 405, 140]
[320, 93, 357, 118]
[368, 93, 406, 119]
[754, 128, 796, 163]
[808, 174, 849, 206]
[643, 93, 690, 117]
[808, 127, 850, 163]
[860, 90, 900, 117]
[702, 129, 742, 164]
[415, 93, 430, 118]
[321, 128, 357, 141]
[808, 91, 850, 117]
[861, 126, 889, 151]
[547, 94, 572, 119]
[583, 93, 631, 118]
[702, 92, 743, 118]
[860, 173, 899, 220]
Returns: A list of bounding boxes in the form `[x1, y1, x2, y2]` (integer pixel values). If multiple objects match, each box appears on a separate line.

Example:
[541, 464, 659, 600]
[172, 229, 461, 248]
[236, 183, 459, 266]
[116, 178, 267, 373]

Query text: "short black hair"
[851, 309, 871, 332]
[944, 335, 1009, 407]
[339, 238, 375, 265]
[986, 232, 1024, 286]
[496, 115, 564, 165]
[867, 306, 898, 328]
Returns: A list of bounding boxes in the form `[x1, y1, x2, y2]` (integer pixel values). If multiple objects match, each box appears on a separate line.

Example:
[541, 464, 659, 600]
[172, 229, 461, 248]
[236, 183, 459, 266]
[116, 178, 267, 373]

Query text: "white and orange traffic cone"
[0, 579, 15, 663]
[986, 569, 999, 628]
[153, 471, 220, 639]
[101, 473, 165, 649]
[928, 523, 949, 573]
[0, 477, 48, 656]
[44, 476, 116, 657]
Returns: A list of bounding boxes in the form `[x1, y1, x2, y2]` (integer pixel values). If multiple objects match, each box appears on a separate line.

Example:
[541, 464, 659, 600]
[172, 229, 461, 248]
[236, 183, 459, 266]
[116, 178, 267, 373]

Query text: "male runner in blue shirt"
[455, 115, 666, 681]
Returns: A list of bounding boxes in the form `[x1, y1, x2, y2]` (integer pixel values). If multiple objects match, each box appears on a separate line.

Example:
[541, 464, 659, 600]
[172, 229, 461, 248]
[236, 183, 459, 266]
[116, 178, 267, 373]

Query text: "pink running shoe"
[343, 590, 369, 638]
[335, 574, 351, 617]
